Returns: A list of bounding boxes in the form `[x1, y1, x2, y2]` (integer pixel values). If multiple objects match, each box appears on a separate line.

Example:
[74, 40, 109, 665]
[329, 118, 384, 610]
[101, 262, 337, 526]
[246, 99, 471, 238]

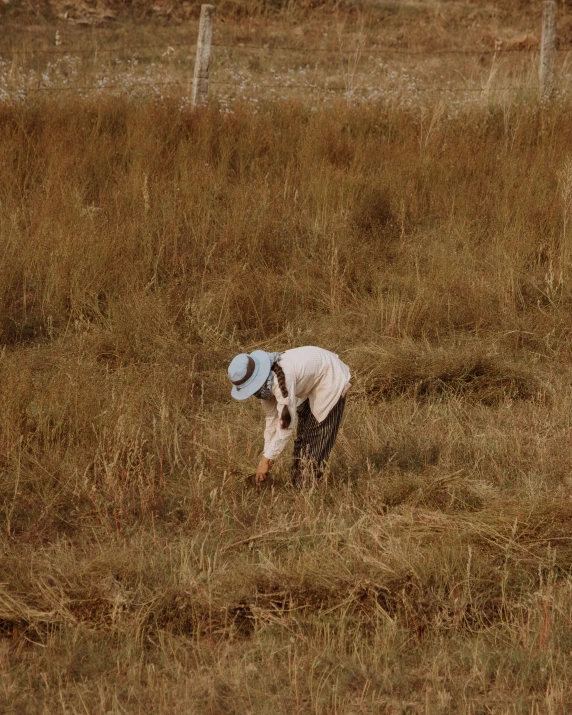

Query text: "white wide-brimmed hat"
[228, 350, 271, 400]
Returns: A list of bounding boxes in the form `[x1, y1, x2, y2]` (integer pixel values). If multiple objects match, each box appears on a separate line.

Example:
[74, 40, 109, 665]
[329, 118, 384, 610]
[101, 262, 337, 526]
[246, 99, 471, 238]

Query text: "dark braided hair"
[271, 362, 288, 398]
[271, 361, 291, 429]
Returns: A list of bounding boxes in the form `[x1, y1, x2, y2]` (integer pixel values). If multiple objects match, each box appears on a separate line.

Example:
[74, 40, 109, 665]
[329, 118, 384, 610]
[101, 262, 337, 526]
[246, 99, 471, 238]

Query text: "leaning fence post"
[540, 0, 557, 101]
[191, 4, 215, 108]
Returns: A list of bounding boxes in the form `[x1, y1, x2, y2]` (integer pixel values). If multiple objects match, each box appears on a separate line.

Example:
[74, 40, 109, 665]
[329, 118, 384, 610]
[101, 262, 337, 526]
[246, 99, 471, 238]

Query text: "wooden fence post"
[191, 4, 215, 109]
[540, 0, 557, 101]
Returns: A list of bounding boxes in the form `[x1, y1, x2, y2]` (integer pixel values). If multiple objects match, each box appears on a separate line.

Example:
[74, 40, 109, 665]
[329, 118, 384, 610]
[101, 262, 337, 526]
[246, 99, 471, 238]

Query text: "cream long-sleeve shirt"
[261, 346, 351, 461]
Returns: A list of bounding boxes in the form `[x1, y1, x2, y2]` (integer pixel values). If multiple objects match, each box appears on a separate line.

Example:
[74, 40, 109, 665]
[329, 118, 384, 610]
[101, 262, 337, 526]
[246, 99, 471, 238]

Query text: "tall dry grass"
[3, 96, 572, 712]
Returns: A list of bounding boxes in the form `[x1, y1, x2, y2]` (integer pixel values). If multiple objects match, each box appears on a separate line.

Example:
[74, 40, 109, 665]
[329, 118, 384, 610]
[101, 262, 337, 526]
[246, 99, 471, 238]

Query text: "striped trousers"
[291, 396, 346, 486]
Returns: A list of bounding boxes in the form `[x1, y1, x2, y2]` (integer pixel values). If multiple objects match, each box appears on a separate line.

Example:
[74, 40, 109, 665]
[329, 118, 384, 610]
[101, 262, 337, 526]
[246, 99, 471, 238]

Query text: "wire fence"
[1, 22, 569, 101]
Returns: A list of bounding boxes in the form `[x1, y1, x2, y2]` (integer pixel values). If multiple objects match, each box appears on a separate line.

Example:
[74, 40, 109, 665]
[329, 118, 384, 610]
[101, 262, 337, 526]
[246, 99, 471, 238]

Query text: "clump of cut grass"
[356, 341, 550, 405]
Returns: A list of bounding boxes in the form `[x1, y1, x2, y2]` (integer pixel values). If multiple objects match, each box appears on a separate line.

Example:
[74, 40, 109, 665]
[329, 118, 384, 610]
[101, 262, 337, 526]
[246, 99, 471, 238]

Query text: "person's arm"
[257, 397, 278, 483]
[256, 376, 297, 483]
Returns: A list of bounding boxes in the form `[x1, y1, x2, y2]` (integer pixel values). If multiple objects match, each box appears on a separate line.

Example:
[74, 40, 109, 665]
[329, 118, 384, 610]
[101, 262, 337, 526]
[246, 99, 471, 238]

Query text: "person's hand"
[255, 456, 273, 485]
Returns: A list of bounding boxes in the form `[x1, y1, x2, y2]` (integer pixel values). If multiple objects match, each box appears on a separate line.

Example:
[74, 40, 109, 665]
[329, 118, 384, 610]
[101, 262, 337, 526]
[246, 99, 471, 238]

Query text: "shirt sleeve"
[261, 375, 298, 460]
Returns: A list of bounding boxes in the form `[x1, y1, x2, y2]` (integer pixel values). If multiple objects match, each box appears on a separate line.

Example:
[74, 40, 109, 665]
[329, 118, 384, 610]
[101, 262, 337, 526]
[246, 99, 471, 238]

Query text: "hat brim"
[231, 350, 272, 400]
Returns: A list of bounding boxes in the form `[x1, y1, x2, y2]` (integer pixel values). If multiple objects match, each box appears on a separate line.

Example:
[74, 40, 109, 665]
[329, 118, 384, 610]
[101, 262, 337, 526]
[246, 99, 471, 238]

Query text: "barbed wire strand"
[4, 78, 525, 95]
[1, 43, 193, 56]
[215, 43, 542, 56]
[1, 40, 565, 58]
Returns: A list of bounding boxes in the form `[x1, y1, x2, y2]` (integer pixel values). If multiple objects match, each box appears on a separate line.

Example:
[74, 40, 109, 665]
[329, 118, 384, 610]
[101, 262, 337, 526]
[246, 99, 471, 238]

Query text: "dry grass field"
[5, 2, 572, 714]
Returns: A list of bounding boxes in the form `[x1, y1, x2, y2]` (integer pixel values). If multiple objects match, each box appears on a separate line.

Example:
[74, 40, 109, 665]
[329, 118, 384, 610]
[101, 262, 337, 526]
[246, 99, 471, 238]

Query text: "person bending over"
[227, 346, 351, 486]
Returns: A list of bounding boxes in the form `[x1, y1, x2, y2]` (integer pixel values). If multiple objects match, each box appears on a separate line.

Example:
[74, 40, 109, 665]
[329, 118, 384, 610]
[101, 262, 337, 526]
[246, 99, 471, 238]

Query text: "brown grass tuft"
[358, 342, 550, 405]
